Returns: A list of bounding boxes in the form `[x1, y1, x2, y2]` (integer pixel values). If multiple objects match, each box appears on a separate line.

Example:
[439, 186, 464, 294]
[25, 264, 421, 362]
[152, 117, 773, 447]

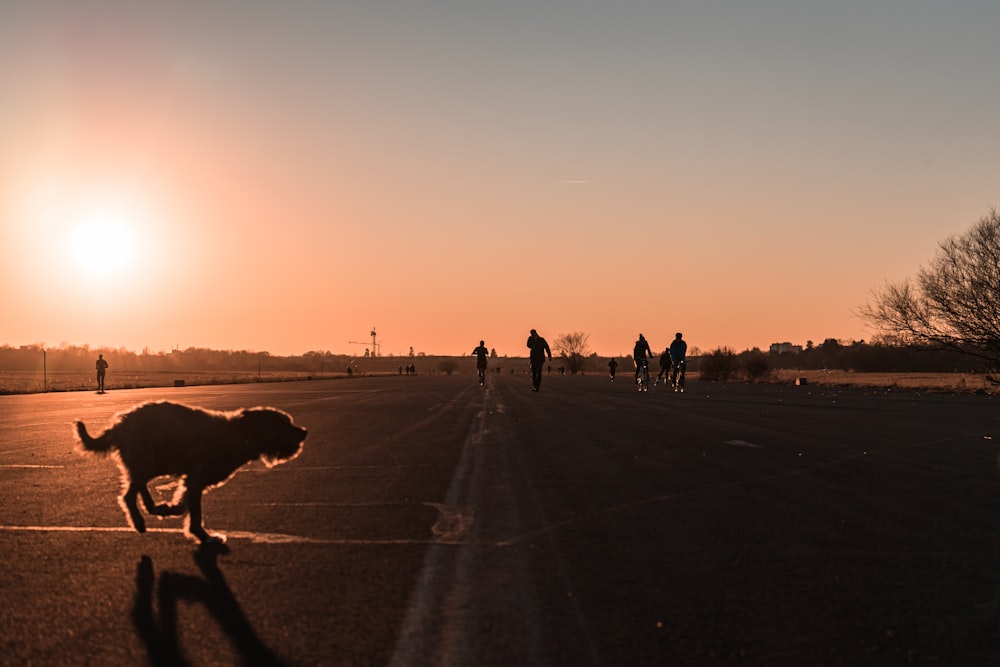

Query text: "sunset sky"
[2, 1, 997, 358]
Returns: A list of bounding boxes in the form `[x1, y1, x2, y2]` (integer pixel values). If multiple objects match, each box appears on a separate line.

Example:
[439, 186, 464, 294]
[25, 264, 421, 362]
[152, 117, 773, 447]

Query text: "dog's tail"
[74, 421, 115, 455]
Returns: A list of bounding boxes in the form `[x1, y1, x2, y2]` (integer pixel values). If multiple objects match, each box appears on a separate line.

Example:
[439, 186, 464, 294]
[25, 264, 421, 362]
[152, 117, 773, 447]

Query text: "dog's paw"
[190, 529, 227, 546]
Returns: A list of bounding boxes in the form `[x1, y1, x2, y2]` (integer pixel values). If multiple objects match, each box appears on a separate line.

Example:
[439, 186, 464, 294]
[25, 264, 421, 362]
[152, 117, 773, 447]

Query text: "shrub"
[700, 347, 738, 382]
[742, 350, 771, 382]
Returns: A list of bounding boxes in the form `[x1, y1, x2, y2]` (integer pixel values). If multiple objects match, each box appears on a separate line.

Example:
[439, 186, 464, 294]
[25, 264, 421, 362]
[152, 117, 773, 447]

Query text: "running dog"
[75, 400, 307, 544]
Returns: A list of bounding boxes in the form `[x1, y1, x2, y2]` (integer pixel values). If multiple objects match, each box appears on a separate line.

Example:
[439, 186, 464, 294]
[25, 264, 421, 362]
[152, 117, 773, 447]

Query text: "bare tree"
[860, 209, 1000, 366]
[553, 331, 590, 374]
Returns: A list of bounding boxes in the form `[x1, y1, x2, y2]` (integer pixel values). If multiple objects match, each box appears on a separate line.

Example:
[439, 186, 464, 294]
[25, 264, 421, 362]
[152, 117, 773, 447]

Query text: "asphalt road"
[1, 373, 999, 666]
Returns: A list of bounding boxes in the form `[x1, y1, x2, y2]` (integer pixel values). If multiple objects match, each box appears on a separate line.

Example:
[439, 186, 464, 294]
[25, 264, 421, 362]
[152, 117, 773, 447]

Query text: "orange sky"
[2, 2, 998, 358]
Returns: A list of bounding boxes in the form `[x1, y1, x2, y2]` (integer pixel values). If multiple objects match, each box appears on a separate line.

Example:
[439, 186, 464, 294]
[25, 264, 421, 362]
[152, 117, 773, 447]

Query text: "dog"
[75, 400, 307, 544]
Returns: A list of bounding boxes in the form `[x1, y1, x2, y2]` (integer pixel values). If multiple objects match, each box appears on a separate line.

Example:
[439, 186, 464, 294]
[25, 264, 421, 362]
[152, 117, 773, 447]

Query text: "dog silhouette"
[76, 400, 307, 544]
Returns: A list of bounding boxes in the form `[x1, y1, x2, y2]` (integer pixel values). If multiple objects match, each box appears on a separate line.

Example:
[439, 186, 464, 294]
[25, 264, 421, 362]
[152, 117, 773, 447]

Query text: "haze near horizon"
[2, 1, 997, 358]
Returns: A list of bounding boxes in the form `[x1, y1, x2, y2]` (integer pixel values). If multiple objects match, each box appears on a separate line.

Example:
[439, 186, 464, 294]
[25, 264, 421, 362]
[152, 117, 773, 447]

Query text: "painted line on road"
[726, 440, 763, 448]
[250, 501, 416, 507]
[0, 464, 65, 469]
[0, 524, 448, 546]
[241, 464, 452, 472]
[390, 386, 489, 667]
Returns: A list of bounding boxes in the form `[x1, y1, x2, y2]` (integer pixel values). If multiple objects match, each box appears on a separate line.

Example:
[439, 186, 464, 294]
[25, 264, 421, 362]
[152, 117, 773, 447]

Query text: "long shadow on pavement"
[132, 544, 289, 667]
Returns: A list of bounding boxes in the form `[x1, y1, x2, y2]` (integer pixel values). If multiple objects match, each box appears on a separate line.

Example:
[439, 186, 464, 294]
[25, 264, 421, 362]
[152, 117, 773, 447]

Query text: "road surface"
[1, 373, 999, 665]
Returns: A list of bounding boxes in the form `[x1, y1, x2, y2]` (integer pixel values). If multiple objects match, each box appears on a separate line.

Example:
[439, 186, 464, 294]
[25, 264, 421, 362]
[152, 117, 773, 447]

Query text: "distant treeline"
[1, 339, 992, 375]
[759, 338, 991, 373]
[0, 345, 410, 374]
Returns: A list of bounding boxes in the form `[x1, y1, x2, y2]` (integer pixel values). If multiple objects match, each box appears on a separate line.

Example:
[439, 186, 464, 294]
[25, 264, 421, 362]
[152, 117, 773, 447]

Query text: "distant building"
[769, 342, 803, 355]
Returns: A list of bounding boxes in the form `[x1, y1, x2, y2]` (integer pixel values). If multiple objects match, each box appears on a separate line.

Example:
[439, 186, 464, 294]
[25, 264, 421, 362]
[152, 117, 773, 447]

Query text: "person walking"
[608, 358, 618, 382]
[526, 329, 552, 391]
[96, 354, 109, 393]
[472, 340, 489, 385]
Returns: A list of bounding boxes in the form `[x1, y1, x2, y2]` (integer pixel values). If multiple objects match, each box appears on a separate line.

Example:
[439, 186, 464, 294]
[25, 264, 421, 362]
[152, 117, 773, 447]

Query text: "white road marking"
[390, 393, 487, 667]
[0, 524, 446, 545]
[726, 439, 763, 448]
[425, 502, 475, 543]
[250, 501, 414, 507]
[0, 464, 64, 469]
[389, 388, 548, 666]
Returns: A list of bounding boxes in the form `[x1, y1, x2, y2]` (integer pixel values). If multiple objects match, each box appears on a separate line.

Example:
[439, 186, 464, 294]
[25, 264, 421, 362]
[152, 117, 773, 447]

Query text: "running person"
[608, 358, 618, 382]
[472, 340, 489, 385]
[654, 346, 671, 386]
[95, 354, 109, 393]
[526, 329, 552, 391]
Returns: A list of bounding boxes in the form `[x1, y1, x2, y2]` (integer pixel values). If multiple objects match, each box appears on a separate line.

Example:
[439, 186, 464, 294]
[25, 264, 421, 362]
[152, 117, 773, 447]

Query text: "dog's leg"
[185, 486, 225, 544]
[121, 482, 147, 533]
[140, 485, 186, 517]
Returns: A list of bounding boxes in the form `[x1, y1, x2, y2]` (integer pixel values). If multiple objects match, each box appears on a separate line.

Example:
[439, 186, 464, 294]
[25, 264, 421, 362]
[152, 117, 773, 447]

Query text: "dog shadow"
[132, 544, 289, 667]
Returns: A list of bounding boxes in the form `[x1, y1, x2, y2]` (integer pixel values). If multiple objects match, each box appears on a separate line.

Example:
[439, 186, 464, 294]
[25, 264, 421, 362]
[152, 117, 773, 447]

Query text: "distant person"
[669, 332, 687, 366]
[526, 329, 552, 392]
[608, 358, 618, 382]
[472, 340, 489, 385]
[670, 332, 688, 392]
[633, 334, 653, 381]
[347, 366, 353, 378]
[654, 347, 672, 387]
[96, 354, 109, 393]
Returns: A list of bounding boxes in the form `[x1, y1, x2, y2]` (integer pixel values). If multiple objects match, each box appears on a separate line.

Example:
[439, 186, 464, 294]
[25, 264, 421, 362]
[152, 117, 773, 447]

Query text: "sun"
[7, 173, 172, 314]
[67, 207, 141, 278]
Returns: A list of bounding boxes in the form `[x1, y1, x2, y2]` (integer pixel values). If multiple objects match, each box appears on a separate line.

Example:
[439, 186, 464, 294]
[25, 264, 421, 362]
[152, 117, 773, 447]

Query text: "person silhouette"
[654, 346, 672, 386]
[96, 354, 109, 393]
[669, 332, 688, 391]
[472, 340, 489, 385]
[608, 358, 618, 382]
[526, 329, 552, 391]
[632, 334, 653, 381]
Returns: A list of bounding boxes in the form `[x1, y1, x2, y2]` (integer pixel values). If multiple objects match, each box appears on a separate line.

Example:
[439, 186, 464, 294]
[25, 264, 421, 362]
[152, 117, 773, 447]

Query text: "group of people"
[471, 329, 687, 393]
[472, 330, 553, 391]
[621, 332, 687, 391]
[93, 333, 684, 395]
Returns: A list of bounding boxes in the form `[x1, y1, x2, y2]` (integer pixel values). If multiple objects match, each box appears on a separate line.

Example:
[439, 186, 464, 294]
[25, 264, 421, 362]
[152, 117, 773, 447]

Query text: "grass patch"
[771, 370, 997, 394]
[0, 370, 346, 395]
